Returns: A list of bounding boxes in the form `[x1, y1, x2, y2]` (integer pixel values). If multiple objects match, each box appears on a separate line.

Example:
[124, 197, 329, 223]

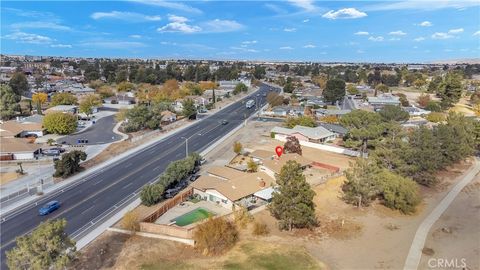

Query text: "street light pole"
[181, 133, 202, 158]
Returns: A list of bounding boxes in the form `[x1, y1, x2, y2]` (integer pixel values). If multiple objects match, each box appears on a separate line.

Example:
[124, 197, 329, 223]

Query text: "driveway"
[58, 114, 123, 145]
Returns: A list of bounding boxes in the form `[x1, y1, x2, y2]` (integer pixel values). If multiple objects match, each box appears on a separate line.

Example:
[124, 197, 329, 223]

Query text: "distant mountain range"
[428, 58, 480, 64]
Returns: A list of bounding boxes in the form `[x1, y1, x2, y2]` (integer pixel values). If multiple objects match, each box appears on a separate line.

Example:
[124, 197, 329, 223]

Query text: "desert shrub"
[252, 222, 269, 236]
[233, 141, 242, 154]
[233, 206, 252, 229]
[270, 132, 276, 138]
[122, 210, 140, 232]
[376, 171, 421, 214]
[194, 217, 238, 255]
[247, 160, 258, 172]
[426, 112, 446, 123]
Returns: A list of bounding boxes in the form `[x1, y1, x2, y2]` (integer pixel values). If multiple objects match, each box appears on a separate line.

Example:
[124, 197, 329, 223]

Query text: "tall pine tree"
[269, 161, 317, 231]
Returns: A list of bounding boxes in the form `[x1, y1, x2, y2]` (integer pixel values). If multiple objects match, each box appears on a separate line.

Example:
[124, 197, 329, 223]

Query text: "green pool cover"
[171, 208, 215, 226]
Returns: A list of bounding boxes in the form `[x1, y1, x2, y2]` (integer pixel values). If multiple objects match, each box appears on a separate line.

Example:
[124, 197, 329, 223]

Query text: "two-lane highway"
[0, 83, 277, 269]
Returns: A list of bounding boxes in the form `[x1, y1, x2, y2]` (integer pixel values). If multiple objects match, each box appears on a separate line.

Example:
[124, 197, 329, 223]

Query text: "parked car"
[39, 201, 60, 215]
[49, 147, 65, 153]
[221, 120, 228, 125]
[43, 149, 60, 156]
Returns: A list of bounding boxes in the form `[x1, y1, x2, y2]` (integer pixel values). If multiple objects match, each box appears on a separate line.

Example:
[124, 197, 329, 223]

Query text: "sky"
[1, 0, 480, 63]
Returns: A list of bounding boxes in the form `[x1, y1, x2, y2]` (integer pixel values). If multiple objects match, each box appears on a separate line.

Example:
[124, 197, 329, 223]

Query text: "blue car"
[39, 200, 60, 215]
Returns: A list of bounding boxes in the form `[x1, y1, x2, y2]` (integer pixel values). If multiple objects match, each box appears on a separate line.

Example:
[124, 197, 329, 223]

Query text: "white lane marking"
[122, 182, 134, 190]
[80, 205, 95, 215]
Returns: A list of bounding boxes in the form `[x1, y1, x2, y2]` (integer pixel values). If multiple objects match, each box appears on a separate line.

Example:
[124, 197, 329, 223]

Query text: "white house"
[271, 125, 336, 143]
[0, 138, 41, 160]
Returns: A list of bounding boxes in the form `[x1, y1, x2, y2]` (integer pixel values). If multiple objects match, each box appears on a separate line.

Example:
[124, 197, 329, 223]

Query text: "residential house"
[368, 94, 401, 109]
[161, 111, 177, 123]
[45, 105, 78, 114]
[207, 166, 246, 180]
[191, 171, 274, 209]
[403, 106, 431, 116]
[271, 125, 337, 143]
[318, 123, 348, 136]
[203, 89, 229, 103]
[260, 153, 312, 177]
[0, 137, 41, 160]
[315, 109, 351, 117]
[104, 94, 135, 105]
[250, 149, 275, 163]
[0, 118, 44, 138]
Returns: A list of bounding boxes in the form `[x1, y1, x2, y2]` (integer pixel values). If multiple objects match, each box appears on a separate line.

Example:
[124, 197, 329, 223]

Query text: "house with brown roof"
[0, 119, 44, 138]
[191, 172, 274, 209]
[161, 111, 177, 123]
[260, 153, 312, 177]
[0, 137, 41, 160]
[206, 166, 246, 180]
[250, 149, 275, 163]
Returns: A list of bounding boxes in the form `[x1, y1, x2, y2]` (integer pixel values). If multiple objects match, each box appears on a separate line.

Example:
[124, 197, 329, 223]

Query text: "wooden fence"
[142, 188, 194, 223]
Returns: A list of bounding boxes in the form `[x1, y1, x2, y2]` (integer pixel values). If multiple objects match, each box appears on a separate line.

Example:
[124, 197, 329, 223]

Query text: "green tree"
[283, 136, 302, 155]
[347, 84, 359, 95]
[375, 83, 389, 95]
[252, 65, 266, 79]
[6, 219, 76, 270]
[233, 82, 248, 95]
[438, 72, 463, 108]
[117, 81, 135, 92]
[53, 150, 87, 178]
[50, 93, 78, 106]
[284, 116, 316, 129]
[140, 183, 165, 206]
[0, 85, 21, 120]
[397, 93, 410, 107]
[123, 105, 162, 132]
[115, 69, 128, 84]
[79, 94, 102, 116]
[9, 72, 29, 96]
[43, 112, 78, 134]
[182, 98, 197, 119]
[378, 105, 409, 122]
[322, 78, 346, 104]
[340, 110, 383, 153]
[342, 158, 381, 206]
[425, 101, 442, 112]
[269, 161, 317, 231]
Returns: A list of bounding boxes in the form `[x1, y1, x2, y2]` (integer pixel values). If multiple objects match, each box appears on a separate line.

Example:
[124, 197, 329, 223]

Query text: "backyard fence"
[142, 188, 194, 223]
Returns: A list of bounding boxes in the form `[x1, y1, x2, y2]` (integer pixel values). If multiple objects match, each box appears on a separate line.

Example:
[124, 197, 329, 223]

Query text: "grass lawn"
[141, 241, 323, 270]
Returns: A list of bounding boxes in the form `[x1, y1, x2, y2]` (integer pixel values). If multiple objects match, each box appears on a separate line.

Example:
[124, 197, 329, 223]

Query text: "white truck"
[246, 99, 255, 109]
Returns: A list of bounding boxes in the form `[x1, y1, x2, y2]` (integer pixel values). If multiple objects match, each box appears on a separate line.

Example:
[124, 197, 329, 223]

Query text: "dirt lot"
[0, 172, 22, 186]
[418, 174, 480, 270]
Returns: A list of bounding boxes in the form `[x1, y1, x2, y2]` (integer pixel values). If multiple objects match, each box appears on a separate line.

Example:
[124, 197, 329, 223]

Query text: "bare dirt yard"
[0, 172, 22, 186]
[418, 174, 480, 270]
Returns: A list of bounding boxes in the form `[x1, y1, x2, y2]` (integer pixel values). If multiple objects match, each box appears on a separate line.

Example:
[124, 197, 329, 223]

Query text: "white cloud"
[389, 38, 401, 41]
[357, 49, 365, 54]
[474, 31, 480, 36]
[242, 40, 257, 45]
[10, 21, 71, 31]
[303, 44, 316, 48]
[418, 21, 433, 27]
[389, 30, 407, 36]
[414, 37, 425, 42]
[322, 8, 367, 19]
[2, 31, 52, 44]
[279, 46, 294, 50]
[201, 19, 244, 33]
[368, 36, 384, 42]
[128, 0, 202, 14]
[365, 1, 480, 11]
[50, 44, 72, 48]
[448, 28, 464, 34]
[431, 32, 454, 39]
[303, 19, 310, 23]
[129, 34, 142, 39]
[91, 11, 161, 22]
[284, 27, 297, 32]
[288, 0, 317, 12]
[444, 49, 453, 52]
[157, 15, 201, 33]
[354, 31, 369, 35]
[264, 4, 288, 15]
[80, 41, 146, 49]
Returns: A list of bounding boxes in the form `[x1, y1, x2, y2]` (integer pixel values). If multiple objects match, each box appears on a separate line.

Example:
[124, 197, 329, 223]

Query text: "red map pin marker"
[275, 146, 283, 157]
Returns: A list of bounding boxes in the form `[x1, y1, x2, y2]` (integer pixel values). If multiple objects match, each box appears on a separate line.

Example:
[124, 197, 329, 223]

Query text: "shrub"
[284, 116, 316, 128]
[284, 136, 302, 155]
[252, 222, 270, 236]
[425, 101, 442, 112]
[122, 210, 140, 232]
[53, 150, 87, 178]
[193, 217, 238, 255]
[247, 160, 258, 172]
[233, 205, 252, 229]
[270, 132, 276, 138]
[140, 184, 165, 206]
[233, 141, 242, 154]
[426, 112, 446, 123]
[377, 171, 421, 214]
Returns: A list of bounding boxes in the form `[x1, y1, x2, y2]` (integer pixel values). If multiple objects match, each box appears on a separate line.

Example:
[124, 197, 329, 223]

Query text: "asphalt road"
[59, 114, 123, 145]
[0, 83, 277, 269]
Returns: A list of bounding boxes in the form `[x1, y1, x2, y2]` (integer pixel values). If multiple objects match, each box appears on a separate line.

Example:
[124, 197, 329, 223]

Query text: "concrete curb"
[112, 121, 128, 142]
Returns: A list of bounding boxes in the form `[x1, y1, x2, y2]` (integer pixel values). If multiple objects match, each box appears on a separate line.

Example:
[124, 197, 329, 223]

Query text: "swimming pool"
[171, 207, 215, 226]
